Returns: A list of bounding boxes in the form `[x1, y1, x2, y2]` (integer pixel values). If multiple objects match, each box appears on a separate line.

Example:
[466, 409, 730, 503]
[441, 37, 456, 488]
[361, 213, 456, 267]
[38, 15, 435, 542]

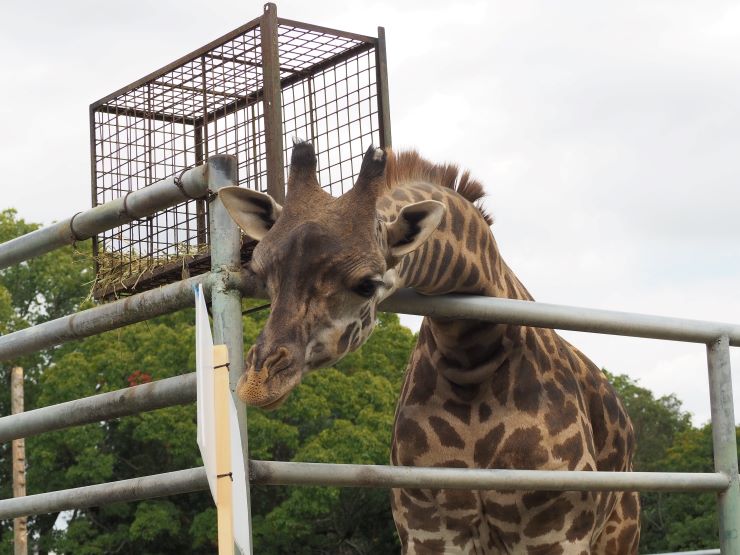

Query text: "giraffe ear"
[385, 200, 446, 258]
[218, 187, 283, 241]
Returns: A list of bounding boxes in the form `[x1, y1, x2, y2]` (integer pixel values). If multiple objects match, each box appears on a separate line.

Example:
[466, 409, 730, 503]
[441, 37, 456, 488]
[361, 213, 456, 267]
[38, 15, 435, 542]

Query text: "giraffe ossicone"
[219, 141, 640, 554]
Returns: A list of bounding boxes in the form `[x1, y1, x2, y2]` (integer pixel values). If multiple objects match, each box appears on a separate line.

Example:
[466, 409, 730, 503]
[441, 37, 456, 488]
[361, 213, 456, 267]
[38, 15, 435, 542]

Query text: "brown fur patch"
[484, 500, 521, 524]
[443, 490, 478, 511]
[552, 432, 585, 470]
[428, 416, 465, 449]
[522, 490, 560, 510]
[412, 538, 446, 552]
[473, 423, 506, 467]
[527, 542, 564, 555]
[496, 427, 549, 469]
[443, 399, 472, 425]
[566, 510, 595, 542]
[523, 498, 574, 537]
[406, 505, 441, 532]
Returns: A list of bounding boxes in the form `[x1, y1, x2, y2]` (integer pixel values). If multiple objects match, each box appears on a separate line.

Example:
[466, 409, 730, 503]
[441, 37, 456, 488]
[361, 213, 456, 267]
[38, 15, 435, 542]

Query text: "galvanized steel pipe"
[0, 461, 729, 520]
[249, 460, 730, 493]
[0, 373, 196, 443]
[0, 269, 267, 362]
[707, 336, 740, 554]
[207, 154, 254, 554]
[0, 274, 210, 362]
[380, 289, 740, 346]
[1, 277, 739, 365]
[0, 467, 207, 520]
[0, 165, 209, 270]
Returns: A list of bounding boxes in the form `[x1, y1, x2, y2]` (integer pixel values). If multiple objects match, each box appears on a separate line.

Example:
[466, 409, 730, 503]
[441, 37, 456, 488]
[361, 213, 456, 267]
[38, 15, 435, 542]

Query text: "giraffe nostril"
[256, 346, 293, 376]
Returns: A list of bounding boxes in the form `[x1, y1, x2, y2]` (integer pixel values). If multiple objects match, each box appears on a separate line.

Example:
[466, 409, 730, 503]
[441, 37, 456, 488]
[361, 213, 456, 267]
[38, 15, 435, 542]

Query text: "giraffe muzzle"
[236, 345, 303, 410]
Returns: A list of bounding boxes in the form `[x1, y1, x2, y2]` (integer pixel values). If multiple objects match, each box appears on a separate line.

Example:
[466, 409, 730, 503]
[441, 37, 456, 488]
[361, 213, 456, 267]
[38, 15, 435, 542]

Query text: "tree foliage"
[608, 371, 735, 554]
[605, 370, 693, 472]
[0, 206, 414, 554]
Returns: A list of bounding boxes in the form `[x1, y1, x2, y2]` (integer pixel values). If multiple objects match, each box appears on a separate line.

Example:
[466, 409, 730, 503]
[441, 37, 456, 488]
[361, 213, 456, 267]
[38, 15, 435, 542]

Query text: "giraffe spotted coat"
[218, 143, 640, 554]
[375, 157, 640, 554]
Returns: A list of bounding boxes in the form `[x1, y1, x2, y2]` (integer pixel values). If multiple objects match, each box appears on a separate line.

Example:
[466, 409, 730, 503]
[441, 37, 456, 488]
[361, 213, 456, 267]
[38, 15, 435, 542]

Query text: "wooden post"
[213, 345, 234, 555]
[11, 367, 28, 555]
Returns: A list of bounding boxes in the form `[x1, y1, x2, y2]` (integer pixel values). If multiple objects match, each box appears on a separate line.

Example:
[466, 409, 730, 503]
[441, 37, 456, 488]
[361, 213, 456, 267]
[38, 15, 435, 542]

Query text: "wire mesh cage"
[90, 3, 391, 299]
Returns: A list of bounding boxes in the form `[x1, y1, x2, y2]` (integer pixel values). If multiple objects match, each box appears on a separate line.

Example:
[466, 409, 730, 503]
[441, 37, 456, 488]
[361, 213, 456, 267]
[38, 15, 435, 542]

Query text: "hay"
[91, 243, 209, 300]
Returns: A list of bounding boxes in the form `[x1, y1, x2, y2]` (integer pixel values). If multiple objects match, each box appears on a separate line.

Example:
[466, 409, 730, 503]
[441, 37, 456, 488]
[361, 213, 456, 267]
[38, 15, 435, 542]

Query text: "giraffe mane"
[383, 149, 493, 225]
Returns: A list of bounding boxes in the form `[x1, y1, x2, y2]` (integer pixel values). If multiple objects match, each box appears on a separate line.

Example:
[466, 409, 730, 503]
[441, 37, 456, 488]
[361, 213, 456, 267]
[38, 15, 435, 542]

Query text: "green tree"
[0, 210, 416, 554]
[606, 370, 693, 472]
[20, 311, 413, 554]
[607, 370, 734, 553]
[637, 425, 737, 553]
[0, 209, 93, 554]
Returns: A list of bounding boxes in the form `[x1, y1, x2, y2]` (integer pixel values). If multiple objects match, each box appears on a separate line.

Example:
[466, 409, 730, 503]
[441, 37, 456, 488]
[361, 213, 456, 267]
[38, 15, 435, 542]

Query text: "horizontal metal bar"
[276, 17, 377, 44]
[2, 272, 739, 365]
[0, 373, 196, 443]
[249, 460, 730, 493]
[380, 289, 740, 347]
[0, 274, 209, 362]
[93, 103, 198, 126]
[0, 268, 268, 363]
[0, 462, 728, 520]
[0, 164, 209, 270]
[0, 468, 207, 520]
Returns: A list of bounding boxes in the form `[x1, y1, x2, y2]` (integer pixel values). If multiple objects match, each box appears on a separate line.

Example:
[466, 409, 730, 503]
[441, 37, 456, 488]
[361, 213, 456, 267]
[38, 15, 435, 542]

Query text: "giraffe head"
[219, 142, 445, 409]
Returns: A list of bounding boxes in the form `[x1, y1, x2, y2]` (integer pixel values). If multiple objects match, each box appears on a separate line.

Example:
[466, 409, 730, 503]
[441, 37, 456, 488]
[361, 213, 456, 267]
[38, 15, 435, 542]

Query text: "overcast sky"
[1, 1, 739, 425]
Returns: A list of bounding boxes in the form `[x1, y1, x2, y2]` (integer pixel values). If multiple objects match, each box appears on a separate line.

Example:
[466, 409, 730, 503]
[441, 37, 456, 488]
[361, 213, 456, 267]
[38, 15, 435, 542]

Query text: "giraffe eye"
[353, 278, 382, 298]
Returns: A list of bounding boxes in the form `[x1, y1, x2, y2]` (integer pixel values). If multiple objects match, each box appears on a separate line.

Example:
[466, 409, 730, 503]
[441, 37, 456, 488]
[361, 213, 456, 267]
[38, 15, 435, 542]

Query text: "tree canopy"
[0, 205, 415, 553]
[607, 370, 729, 553]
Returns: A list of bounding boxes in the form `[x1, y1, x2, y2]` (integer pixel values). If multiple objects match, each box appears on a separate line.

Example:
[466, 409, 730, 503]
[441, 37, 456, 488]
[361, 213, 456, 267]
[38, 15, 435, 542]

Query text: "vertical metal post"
[260, 2, 285, 203]
[375, 26, 392, 149]
[89, 105, 101, 268]
[208, 155, 253, 555]
[707, 335, 740, 554]
[194, 126, 208, 248]
[11, 367, 28, 555]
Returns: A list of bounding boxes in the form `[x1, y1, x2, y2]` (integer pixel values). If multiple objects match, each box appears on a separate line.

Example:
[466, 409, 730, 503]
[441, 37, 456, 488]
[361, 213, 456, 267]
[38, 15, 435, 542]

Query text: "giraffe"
[219, 142, 640, 554]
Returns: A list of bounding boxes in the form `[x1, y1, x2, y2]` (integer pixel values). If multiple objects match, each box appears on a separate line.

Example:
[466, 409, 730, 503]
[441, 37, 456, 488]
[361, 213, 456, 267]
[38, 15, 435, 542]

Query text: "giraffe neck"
[381, 182, 530, 299]
[378, 181, 532, 380]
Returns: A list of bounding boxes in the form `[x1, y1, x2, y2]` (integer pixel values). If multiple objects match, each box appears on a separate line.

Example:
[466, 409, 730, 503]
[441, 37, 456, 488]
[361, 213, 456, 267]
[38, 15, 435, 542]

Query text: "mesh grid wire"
[92, 18, 382, 297]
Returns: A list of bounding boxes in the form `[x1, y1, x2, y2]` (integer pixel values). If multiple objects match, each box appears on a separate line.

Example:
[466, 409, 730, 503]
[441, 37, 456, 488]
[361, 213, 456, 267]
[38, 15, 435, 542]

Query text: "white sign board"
[195, 284, 252, 555]
[229, 396, 252, 554]
[195, 284, 218, 503]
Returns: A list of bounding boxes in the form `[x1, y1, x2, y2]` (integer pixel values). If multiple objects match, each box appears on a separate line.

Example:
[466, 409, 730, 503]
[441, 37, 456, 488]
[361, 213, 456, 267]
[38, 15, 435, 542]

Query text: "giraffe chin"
[236, 364, 302, 411]
[260, 390, 292, 411]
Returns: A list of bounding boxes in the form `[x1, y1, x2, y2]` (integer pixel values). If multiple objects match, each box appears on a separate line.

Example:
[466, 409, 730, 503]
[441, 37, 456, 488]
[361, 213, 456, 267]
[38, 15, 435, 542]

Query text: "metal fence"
[0, 154, 737, 554]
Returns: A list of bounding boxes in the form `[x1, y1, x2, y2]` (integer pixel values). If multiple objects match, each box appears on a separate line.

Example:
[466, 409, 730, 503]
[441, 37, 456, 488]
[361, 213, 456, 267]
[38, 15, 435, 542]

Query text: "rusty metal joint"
[205, 188, 218, 203]
[68, 212, 87, 242]
[207, 266, 233, 294]
[121, 191, 137, 221]
[173, 167, 204, 200]
[121, 191, 151, 223]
